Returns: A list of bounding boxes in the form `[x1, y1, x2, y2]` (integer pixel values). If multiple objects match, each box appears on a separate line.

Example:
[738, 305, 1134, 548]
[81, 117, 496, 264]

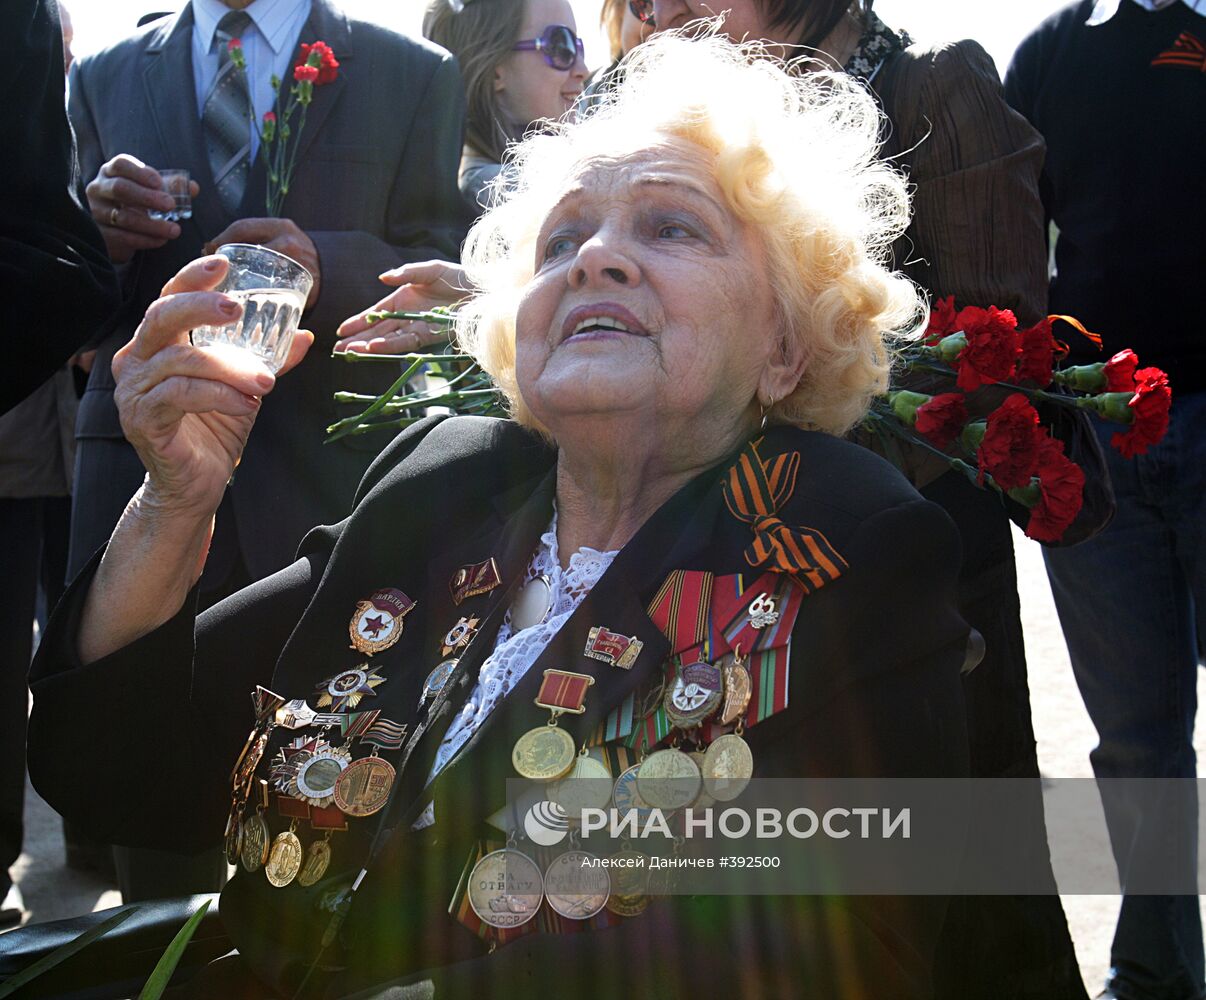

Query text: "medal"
[606, 893, 649, 917]
[611, 764, 654, 819]
[513, 670, 594, 781]
[509, 574, 552, 631]
[584, 626, 644, 670]
[717, 650, 752, 725]
[251, 686, 286, 724]
[548, 753, 612, 820]
[265, 825, 303, 887]
[348, 588, 414, 656]
[296, 835, 332, 887]
[224, 809, 244, 867]
[747, 592, 779, 629]
[467, 848, 544, 928]
[240, 811, 271, 873]
[663, 660, 724, 729]
[420, 658, 459, 708]
[451, 558, 502, 605]
[230, 726, 270, 801]
[314, 665, 387, 712]
[543, 851, 610, 920]
[636, 748, 702, 811]
[702, 732, 754, 802]
[441, 617, 480, 657]
[333, 754, 395, 817]
[274, 699, 317, 730]
[358, 716, 408, 751]
[291, 747, 350, 808]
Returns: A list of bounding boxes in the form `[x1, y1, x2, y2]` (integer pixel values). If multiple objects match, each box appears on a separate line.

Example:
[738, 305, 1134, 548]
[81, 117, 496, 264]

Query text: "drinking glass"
[190, 244, 314, 374]
[148, 169, 192, 221]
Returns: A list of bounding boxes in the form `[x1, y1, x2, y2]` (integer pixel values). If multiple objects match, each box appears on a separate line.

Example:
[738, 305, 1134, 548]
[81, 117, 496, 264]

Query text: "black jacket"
[30, 416, 970, 998]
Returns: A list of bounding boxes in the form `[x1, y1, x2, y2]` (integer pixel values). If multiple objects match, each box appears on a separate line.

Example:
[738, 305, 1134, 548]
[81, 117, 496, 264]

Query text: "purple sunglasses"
[512, 23, 585, 71]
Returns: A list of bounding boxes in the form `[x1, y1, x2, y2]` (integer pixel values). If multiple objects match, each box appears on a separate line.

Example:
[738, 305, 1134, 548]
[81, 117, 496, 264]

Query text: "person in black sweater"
[1006, 3, 1206, 998]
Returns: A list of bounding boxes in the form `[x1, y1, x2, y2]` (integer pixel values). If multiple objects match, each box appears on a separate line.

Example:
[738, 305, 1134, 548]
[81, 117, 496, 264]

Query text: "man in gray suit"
[66, 0, 470, 899]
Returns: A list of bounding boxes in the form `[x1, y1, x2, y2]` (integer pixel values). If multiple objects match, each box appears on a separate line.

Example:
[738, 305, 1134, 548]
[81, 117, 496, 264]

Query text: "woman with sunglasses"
[423, 0, 589, 214]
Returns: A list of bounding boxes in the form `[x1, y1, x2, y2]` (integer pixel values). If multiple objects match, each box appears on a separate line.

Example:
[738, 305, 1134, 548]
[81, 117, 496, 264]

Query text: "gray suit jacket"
[67, 0, 471, 583]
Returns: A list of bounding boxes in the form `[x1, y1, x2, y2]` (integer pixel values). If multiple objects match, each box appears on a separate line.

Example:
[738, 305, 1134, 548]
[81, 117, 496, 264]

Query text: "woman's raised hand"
[112, 256, 313, 518]
[335, 260, 473, 355]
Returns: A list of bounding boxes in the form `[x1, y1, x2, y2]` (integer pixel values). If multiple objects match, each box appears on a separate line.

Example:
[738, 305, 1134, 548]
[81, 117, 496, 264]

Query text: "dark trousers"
[0, 495, 71, 894]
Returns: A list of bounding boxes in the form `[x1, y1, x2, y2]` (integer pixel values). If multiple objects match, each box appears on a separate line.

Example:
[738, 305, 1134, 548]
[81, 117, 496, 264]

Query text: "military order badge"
[450, 558, 502, 606]
[348, 588, 414, 656]
[584, 626, 644, 670]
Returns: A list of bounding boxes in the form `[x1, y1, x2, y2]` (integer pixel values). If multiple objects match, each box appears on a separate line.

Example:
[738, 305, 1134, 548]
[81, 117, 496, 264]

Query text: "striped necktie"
[203, 10, 253, 215]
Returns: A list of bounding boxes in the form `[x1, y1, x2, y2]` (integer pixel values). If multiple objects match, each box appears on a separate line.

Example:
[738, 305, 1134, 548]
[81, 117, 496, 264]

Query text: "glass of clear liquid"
[190, 244, 314, 374]
[148, 169, 193, 221]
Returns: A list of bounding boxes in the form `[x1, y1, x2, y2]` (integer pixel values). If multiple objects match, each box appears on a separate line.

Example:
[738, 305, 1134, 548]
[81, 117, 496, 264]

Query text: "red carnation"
[299, 41, 340, 85]
[1111, 366, 1172, 458]
[227, 37, 242, 51]
[294, 63, 319, 84]
[263, 111, 277, 122]
[925, 295, 959, 344]
[914, 393, 968, 449]
[1103, 349, 1139, 392]
[1025, 437, 1086, 543]
[977, 393, 1044, 490]
[1016, 318, 1056, 386]
[955, 305, 1021, 392]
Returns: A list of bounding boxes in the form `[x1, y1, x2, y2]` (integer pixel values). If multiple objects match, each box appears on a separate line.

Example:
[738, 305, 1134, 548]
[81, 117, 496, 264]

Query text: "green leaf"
[136, 898, 212, 1000]
[0, 907, 138, 998]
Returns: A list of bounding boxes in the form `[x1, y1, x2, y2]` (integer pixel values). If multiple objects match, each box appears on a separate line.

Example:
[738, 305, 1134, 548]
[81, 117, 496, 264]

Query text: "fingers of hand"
[101, 153, 157, 186]
[335, 325, 441, 355]
[208, 217, 288, 251]
[277, 331, 314, 375]
[160, 256, 230, 297]
[140, 375, 262, 425]
[378, 260, 463, 291]
[130, 291, 245, 363]
[121, 342, 274, 405]
[102, 206, 180, 242]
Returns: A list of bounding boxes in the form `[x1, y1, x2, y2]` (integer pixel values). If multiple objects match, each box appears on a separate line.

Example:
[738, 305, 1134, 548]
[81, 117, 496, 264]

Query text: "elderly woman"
[26, 34, 968, 999]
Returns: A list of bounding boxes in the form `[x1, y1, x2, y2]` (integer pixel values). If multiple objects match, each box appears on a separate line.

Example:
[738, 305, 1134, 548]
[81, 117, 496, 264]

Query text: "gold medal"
[717, 651, 752, 726]
[224, 810, 243, 867]
[606, 893, 650, 917]
[230, 726, 270, 800]
[265, 827, 303, 887]
[636, 748, 702, 811]
[664, 660, 724, 730]
[513, 670, 595, 780]
[702, 732, 754, 802]
[240, 811, 270, 873]
[348, 588, 414, 656]
[467, 848, 544, 928]
[689, 750, 716, 810]
[296, 836, 332, 887]
[333, 754, 395, 817]
[543, 851, 610, 920]
[548, 754, 612, 820]
[512, 725, 576, 781]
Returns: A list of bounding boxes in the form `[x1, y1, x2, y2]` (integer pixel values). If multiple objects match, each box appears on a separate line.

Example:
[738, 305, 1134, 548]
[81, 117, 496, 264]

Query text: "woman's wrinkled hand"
[334, 260, 472, 355]
[112, 256, 313, 518]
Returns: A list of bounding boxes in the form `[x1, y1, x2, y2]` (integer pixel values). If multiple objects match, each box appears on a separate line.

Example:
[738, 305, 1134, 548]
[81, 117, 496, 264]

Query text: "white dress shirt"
[191, 0, 312, 161]
[1088, 0, 1205, 26]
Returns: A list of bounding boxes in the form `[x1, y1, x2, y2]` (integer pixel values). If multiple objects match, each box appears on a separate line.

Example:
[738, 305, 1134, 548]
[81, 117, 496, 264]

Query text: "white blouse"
[413, 511, 617, 828]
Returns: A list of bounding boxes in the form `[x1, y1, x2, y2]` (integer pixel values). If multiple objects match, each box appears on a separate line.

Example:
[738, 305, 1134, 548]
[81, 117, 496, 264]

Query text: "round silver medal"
[509, 574, 553, 631]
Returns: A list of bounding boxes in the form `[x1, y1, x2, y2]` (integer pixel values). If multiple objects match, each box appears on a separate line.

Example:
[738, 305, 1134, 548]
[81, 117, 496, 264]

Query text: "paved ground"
[4, 527, 1204, 993]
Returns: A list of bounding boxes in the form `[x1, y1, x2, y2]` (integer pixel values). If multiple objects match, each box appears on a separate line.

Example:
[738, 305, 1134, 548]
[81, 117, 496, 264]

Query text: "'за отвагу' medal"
[512, 670, 593, 781]
[467, 848, 544, 929]
[348, 588, 414, 656]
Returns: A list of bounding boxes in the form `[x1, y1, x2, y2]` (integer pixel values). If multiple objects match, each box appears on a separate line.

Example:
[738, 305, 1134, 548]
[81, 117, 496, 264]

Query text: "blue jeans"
[1044, 390, 1206, 1000]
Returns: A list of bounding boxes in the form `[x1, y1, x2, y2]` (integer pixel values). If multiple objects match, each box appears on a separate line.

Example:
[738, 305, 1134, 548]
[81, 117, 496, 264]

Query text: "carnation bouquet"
[330, 299, 1172, 545]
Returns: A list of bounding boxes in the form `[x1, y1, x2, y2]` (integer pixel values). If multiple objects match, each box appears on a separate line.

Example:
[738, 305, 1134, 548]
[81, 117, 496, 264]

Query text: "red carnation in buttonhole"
[977, 393, 1044, 490]
[1016, 318, 1056, 386]
[1025, 436, 1085, 543]
[1111, 367, 1172, 458]
[954, 305, 1021, 392]
[227, 37, 242, 52]
[299, 41, 340, 85]
[1103, 349, 1139, 392]
[294, 64, 319, 84]
[914, 393, 968, 449]
[925, 295, 959, 344]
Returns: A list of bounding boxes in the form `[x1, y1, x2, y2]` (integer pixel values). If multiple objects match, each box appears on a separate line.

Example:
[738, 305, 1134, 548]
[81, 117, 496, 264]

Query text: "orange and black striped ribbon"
[722, 439, 848, 593]
[1151, 30, 1206, 70]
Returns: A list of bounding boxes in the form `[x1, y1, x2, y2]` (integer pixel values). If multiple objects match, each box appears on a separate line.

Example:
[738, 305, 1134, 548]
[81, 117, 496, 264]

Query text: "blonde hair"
[456, 29, 925, 436]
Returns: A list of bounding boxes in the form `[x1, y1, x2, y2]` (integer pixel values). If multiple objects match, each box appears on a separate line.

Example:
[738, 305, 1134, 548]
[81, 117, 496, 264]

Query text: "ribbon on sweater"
[722, 439, 848, 593]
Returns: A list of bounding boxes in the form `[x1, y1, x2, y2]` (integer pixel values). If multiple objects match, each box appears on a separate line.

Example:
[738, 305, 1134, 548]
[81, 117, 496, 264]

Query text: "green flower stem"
[366, 310, 456, 326]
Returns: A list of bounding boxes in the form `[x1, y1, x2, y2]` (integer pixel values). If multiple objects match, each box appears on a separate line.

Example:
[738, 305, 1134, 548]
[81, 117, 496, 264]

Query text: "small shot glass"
[148, 169, 192, 221]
